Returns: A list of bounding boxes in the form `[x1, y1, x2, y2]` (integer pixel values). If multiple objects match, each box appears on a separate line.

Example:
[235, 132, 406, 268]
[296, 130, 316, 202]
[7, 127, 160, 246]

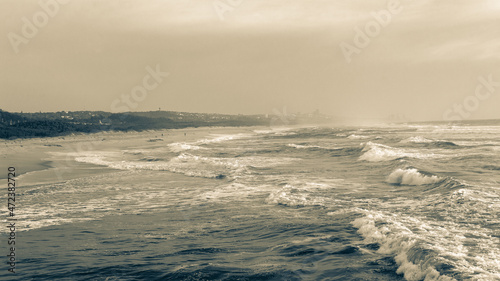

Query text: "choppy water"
[3, 122, 500, 280]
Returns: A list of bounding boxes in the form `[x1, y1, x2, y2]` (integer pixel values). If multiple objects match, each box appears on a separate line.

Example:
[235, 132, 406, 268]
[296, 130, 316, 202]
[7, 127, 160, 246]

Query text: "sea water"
[2, 121, 500, 280]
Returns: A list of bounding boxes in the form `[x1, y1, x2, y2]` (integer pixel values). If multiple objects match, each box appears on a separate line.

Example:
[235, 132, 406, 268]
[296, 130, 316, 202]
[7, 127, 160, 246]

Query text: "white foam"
[159, 133, 252, 153]
[196, 133, 251, 144]
[197, 182, 267, 202]
[352, 212, 457, 281]
[287, 143, 321, 149]
[266, 184, 317, 207]
[351, 204, 500, 281]
[359, 142, 436, 162]
[401, 136, 434, 143]
[387, 168, 442, 186]
[71, 151, 295, 179]
[253, 127, 295, 135]
[167, 142, 206, 152]
[348, 134, 369, 139]
[266, 181, 336, 207]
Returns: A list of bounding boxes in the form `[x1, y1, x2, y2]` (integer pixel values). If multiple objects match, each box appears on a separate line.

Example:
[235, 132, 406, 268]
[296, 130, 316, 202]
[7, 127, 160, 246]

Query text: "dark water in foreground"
[3, 122, 500, 280]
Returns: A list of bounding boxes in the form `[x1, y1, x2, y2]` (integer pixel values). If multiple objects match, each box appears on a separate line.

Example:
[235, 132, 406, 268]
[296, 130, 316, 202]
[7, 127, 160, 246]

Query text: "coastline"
[0, 125, 271, 185]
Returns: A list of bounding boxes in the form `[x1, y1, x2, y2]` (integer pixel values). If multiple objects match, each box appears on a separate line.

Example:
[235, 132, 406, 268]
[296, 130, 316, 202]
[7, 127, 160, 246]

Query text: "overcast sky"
[1, 0, 499, 121]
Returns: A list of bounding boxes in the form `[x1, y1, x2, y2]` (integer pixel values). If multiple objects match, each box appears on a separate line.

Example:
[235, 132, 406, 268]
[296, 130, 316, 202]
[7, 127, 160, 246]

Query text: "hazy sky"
[1, 0, 499, 121]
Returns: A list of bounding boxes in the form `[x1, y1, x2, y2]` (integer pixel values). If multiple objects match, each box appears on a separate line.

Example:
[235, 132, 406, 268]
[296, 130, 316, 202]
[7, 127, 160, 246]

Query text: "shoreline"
[0, 125, 273, 185]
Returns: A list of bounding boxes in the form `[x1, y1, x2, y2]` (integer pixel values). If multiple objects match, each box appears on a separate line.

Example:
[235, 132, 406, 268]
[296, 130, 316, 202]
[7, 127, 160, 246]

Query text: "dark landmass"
[0, 109, 332, 139]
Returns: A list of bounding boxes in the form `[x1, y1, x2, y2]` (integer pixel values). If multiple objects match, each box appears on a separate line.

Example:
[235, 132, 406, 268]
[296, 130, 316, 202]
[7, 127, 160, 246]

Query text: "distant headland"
[0, 109, 332, 139]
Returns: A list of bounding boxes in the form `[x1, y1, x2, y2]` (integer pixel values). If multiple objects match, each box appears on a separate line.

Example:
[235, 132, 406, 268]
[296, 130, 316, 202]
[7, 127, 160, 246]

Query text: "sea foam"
[167, 142, 206, 152]
[400, 136, 434, 143]
[347, 134, 369, 140]
[359, 142, 435, 162]
[386, 168, 441, 186]
[72, 151, 294, 179]
[352, 212, 456, 281]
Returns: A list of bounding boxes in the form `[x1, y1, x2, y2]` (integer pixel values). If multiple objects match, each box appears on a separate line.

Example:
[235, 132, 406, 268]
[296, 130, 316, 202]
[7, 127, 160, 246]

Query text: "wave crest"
[387, 169, 442, 186]
[359, 142, 435, 162]
[287, 143, 322, 149]
[401, 136, 434, 143]
[352, 213, 456, 281]
[73, 151, 294, 179]
[401, 137, 458, 148]
[347, 134, 369, 140]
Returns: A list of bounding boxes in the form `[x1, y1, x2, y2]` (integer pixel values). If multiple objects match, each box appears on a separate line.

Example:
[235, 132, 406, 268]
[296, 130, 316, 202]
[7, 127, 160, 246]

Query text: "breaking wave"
[167, 142, 206, 152]
[359, 142, 436, 162]
[387, 168, 442, 186]
[401, 136, 459, 148]
[352, 212, 457, 281]
[266, 183, 330, 207]
[196, 133, 251, 144]
[72, 151, 294, 179]
[347, 134, 369, 140]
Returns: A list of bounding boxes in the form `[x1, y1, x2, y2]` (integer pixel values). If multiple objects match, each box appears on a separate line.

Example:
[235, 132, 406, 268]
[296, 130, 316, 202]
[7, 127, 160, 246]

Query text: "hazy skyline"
[1, 0, 500, 121]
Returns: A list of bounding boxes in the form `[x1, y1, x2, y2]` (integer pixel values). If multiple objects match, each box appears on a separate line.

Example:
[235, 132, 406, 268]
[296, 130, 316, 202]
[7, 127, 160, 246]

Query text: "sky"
[1, 0, 499, 121]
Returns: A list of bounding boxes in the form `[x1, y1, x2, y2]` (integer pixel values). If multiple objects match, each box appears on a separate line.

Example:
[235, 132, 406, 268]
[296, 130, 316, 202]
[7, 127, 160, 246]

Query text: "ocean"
[3, 121, 500, 280]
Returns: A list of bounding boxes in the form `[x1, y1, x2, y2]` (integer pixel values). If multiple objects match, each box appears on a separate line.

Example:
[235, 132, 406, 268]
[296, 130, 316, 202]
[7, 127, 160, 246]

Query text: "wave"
[483, 165, 500, 170]
[287, 143, 343, 152]
[352, 212, 456, 281]
[263, 127, 348, 139]
[161, 133, 253, 153]
[253, 128, 296, 136]
[347, 134, 369, 140]
[359, 142, 436, 162]
[286, 144, 363, 158]
[196, 133, 251, 144]
[139, 157, 162, 162]
[351, 188, 500, 281]
[72, 151, 294, 179]
[452, 140, 500, 148]
[266, 182, 333, 207]
[197, 182, 265, 202]
[287, 143, 323, 149]
[386, 168, 442, 186]
[168, 142, 206, 152]
[401, 136, 459, 149]
[401, 136, 434, 144]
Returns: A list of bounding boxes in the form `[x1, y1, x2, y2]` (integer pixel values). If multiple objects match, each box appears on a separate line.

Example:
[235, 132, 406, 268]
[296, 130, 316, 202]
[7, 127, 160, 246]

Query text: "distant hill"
[0, 109, 332, 139]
